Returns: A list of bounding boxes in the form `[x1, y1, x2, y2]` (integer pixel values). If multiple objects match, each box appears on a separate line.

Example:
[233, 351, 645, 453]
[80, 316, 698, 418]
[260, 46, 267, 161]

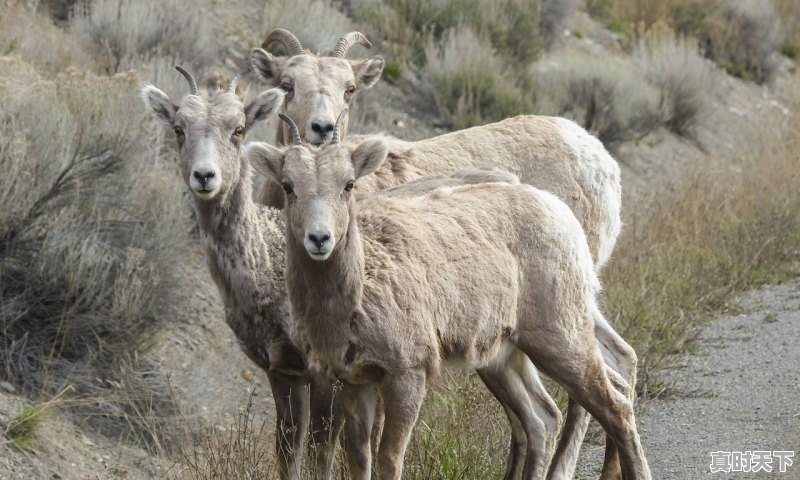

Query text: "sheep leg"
[340, 382, 379, 480]
[267, 371, 310, 480]
[477, 372, 528, 480]
[518, 328, 650, 479]
[546, 305, 637, 480]
[307, 374, 345, 479]
[376, 369, 427, 480]
[595, 308, 638, 480]
[478, 346, 561, 480]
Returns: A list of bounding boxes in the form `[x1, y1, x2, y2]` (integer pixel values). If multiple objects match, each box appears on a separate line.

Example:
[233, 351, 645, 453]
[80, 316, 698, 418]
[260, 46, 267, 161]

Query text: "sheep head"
[250, 29, 384, 146]
[246, 110, 389, 260]
[141, 66, 284, 202]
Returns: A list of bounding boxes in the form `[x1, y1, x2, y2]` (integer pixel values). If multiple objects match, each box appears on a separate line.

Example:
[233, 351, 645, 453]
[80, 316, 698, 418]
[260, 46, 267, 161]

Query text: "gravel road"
[575, 278, 800, 479]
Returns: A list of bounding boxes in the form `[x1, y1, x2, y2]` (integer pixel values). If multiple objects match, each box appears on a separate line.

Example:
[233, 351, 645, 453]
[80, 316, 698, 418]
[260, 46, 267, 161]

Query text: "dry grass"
[70, 0, 219, 74]
[532, 50, 662, 149]
[0, 4, 94, 73]
[425, 26, 531, 129]
[0, 55, 192, 449]
[603, 109, 800, 392]
[590, 0, 787, 83]
[635, 28, 713, 138]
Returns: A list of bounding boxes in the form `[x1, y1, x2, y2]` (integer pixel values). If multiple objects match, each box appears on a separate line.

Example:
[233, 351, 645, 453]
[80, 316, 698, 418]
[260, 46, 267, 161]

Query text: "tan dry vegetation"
[0, 0, 799, 477]
[603, 107, 800, 392]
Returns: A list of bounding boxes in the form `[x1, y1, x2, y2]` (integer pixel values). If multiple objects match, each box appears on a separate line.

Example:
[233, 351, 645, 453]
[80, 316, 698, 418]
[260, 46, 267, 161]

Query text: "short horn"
[228, 66, 250, 93]
[263, 28, 304, 56]
[330, 108, 348, 145]
[175, 66, 198, 95]
[331, 32, 372, 58]
[278, 113, 302, 145]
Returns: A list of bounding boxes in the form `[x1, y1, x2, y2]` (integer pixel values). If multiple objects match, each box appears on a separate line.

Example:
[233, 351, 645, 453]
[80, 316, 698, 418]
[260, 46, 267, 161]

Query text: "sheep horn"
[175, 66, 198, 95]
[330, 108, 348, 145]
[331, 32, 372, 58]
[263, 28, 304, 56]
[278, 113, 302, 145]
[228, 66, 249, 93]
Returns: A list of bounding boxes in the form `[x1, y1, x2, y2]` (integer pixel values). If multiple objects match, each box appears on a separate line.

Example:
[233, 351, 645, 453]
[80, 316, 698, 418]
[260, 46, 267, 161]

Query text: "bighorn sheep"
[140, 69, 342, 480]
[250, 29, 636, 479]
[246, 115, 652, 480]
[250, 29, 635, 480]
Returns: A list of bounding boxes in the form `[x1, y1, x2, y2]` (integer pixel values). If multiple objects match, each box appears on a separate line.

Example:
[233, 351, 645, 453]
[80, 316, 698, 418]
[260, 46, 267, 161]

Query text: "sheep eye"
[345, 86, 356, 96]
[344, 180, 354, 192]
[233, 126, 244, 137]
[173, 126, 184, 136]
[280, 82, 293, 93]
[282, 182, 294, 195]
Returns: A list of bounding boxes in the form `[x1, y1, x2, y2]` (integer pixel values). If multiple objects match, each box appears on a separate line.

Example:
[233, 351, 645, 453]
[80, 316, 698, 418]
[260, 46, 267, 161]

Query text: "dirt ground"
[575, 278, 800, 479]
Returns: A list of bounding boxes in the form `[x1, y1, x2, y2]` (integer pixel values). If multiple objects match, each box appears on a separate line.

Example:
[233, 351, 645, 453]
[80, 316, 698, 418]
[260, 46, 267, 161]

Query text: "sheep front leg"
[340, 382, 379, 480]
[376, 370, 426, 480]
[267, 370, 310, 480]
[308, 373, 345, 479]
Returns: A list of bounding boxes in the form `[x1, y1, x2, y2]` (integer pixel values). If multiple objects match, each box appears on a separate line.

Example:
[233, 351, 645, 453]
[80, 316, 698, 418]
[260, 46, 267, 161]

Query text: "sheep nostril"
[308, 232, 330, 249]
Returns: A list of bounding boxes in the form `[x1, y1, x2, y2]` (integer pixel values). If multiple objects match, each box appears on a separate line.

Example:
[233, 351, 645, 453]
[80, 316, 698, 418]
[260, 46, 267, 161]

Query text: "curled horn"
[278, 113, 302, 145]
[175, 66, 198, 95]
[228, 66, 250, 93]
[263, 28, 304, 56]
[331, 32, 372, 58]
[330, 108, 348, 145]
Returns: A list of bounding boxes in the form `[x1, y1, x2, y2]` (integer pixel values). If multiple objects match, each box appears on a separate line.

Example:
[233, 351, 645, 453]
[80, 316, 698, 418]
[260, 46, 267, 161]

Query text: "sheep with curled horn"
[250, 28, 637, 480]
[251, 29, 383, 148]
[140, 67, 343, 480]
[246, 114, 653, 480]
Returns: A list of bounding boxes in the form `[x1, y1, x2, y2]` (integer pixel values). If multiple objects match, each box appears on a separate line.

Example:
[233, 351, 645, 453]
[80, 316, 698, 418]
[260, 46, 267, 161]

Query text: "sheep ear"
[351, 56, 384, 90]
[351, 135, 389, 179]
[245, 88, 285, 129]
[141, 84, 177, 124]
[246, 142, 285, 184]
[250, 48, 283, 85]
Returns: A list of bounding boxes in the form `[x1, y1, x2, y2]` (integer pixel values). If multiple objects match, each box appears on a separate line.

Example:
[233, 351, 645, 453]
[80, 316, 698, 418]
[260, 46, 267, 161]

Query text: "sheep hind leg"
[595, 307, 638, 480]
[520, 336, 650, 480]
[478, 346, 561, 480]
[477, 371, 529, 480]
[267, 371, 310, 480]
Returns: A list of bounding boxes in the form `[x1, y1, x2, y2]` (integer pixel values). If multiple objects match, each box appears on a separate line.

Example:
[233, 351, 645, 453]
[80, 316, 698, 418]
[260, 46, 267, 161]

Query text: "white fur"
[189, 137, 222, 198]
[553, 117, 622, 269]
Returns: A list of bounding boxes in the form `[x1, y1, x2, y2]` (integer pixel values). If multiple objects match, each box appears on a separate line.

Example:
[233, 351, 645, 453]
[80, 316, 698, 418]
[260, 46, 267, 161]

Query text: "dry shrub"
[0, 56, 191, 448]
[540, 0, 580, 46]
[695, 0, 783, 83]
[775, 0, 800, 57]
[258, 0, 356, 54]
[532, 50, 662, 149]
[0, 4, 93, 74]
[604, 108, 800, 392]
[425, 26, 531, 129]
[70, 0, 219, 73]
[635, 28, 712, 138]
[354, 0, 577, 65]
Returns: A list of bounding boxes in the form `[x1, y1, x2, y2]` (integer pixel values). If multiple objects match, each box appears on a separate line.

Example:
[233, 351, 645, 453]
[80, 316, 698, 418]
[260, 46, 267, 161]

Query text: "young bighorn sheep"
[246, 116, 652, 480]
[140, 68, 342, 480]
[251, 29, 635, 479]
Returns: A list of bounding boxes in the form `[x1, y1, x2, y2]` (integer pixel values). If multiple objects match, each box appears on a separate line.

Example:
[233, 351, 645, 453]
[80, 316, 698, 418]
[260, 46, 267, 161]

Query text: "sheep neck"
[192, 157, 289, 365]
[286, 199, 364, 359]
